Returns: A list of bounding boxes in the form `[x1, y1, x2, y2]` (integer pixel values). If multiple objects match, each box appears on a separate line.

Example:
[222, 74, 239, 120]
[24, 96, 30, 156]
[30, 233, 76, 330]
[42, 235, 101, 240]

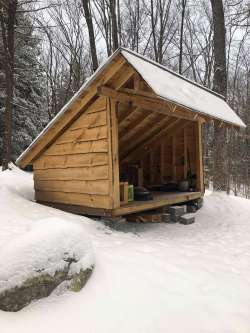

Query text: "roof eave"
[16, 48, 124, 168]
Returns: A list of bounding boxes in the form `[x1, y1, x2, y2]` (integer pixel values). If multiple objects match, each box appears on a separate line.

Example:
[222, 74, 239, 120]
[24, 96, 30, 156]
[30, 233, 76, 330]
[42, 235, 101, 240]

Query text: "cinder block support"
[180, 213, 195, 225]
[162, 213, 171, 223]
[168, 205, 187, 223]
[169, 205, 186, 216]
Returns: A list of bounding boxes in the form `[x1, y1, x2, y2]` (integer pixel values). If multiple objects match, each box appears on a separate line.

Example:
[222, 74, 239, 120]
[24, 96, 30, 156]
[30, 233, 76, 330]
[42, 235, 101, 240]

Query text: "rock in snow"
[0, 217, 94, 312]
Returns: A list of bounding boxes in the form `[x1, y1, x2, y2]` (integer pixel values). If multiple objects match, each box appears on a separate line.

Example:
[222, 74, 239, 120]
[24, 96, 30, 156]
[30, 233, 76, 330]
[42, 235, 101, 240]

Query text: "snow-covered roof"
[16, 47, 245, 167]
[121, 49, 245, 128]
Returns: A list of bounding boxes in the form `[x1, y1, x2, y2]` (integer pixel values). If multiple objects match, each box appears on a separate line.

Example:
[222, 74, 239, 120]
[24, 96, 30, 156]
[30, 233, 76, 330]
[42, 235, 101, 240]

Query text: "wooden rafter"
[122, 119, 191, 162]
[98, 86, 206, 122]
[118, 107, 141, 128]
[119, 113, 166, 156]
[119, 109, 152, 139]
[118, 105, 135, 123]
[110, 64, 135, 89]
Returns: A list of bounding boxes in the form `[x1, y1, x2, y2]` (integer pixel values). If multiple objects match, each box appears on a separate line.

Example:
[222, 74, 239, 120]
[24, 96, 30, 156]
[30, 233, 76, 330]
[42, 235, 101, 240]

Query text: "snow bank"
[0, 166, 250, 331]
[0, 217, 94, 293]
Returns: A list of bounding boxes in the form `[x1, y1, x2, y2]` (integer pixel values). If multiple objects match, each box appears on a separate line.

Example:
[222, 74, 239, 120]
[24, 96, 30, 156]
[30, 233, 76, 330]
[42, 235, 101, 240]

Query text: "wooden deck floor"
[112, 191, 202, 216]
[40, 191, 202, 217]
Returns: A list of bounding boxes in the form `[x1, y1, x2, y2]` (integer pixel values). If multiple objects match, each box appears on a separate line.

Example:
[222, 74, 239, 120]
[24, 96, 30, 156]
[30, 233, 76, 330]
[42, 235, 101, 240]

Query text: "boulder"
[0, 218, 94, 312]
[0, 265, 93, 312]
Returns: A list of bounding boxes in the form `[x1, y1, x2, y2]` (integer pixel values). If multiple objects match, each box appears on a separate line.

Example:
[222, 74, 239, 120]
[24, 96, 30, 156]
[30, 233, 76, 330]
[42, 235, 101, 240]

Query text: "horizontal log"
[34, 165, 109, 181]
[70, 110, 107, 130]
[56, 125, 108, 145]
[35, 190, 111, 209]
[35, 179, 109, 195]
[45, 139, 108, 156]
[86, 96, 107, 114]
[34, 153, 108, 169]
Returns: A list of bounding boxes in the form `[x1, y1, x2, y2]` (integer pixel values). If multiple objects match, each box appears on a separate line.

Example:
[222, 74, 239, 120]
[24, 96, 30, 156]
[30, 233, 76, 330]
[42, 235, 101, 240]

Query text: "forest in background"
[0, 0, 249, 196]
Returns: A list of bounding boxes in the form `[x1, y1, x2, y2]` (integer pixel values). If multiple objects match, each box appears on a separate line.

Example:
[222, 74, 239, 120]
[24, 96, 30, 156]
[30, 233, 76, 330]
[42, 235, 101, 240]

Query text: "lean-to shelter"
[16, 48, 245, 217]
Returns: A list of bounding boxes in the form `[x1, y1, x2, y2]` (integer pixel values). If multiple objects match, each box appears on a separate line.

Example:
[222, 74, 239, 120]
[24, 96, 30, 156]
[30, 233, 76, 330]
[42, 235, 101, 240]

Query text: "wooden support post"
[195, 120, 204, 193]
[138, 166, 144, 187]
[150, 151, 154, 184]
[120, 182, 128, 204]
[184, 128, 187, 179]
[160, 143, 165, 182]
[107, 98, 120, 208]
[172, 135, 176, 181]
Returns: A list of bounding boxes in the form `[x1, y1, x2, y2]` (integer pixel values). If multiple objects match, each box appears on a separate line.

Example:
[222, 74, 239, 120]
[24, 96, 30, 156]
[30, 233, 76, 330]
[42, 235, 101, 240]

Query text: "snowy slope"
[0, 167, 250, 333]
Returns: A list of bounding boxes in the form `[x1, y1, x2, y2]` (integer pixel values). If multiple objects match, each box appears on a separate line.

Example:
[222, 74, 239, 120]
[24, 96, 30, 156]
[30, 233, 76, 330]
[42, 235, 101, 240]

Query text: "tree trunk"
[110, 0, 119, 51]
[0, 0, 17, 171]
[210, 0, 227, 191]
[82, 0, 99, 72]
[179, 0, 187, 75]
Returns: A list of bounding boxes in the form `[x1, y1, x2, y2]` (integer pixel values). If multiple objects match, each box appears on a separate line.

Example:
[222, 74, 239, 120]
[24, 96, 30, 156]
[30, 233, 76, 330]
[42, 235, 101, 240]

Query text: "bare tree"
[82, 0, 99, 72]
[148, 0, 177, 64]
[0, 0, 18, 170]
[210, 0, 228, 191]
[179, 0, 187, 74]
[110, 0, 119, 50]
[92, 0, 119, 55]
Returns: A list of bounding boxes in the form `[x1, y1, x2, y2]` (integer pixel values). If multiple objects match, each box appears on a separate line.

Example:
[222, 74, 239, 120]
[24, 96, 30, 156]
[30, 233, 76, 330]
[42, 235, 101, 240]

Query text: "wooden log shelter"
[16, 48, 246, 217]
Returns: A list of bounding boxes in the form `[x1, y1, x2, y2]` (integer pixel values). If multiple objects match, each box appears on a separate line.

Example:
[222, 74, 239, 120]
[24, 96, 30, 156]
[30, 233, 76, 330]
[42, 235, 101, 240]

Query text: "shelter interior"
[113, 74, 203, 216]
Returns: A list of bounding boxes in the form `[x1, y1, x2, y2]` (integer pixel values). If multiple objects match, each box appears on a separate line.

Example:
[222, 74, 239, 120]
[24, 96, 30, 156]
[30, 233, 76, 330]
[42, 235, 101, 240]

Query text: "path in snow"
[0, 166, 250, 333]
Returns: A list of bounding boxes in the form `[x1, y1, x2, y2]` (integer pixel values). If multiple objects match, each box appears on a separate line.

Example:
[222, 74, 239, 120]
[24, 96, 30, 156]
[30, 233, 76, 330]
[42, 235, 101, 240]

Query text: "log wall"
[33, 96, 113, 209]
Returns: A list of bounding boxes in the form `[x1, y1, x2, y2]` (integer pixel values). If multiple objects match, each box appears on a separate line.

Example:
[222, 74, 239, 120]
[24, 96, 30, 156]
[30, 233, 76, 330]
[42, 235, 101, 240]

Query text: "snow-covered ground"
[0, 166, 250, 333]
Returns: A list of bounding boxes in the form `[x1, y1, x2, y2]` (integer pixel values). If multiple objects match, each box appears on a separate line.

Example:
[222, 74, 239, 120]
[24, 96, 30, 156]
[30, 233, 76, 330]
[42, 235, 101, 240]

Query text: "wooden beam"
[172, 135, 176, 181]
[150, 151, 154, 184]
[107, 98, 120, 208]
[112, 191, 202, 216]
[98, 86, 204, 122]
[110, 64, 135, 89]
[123, 119, 191, 163]
[119, 110, 153, 142]
[183, 128, 188, 179]
[39, 191, 202, 217]
[119, 87, 159, 99]
[160, 143, 165, 182]
[120, 113, 167, 157]
[195, 121, 204, 193]
[121, 118, 180, 160]
[119, 107, 141, 129]
[18, 56, 126, 168]
[133, 73, 144, 90]
[118, 105, 136, 123]
[119, 88, 210, 122]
